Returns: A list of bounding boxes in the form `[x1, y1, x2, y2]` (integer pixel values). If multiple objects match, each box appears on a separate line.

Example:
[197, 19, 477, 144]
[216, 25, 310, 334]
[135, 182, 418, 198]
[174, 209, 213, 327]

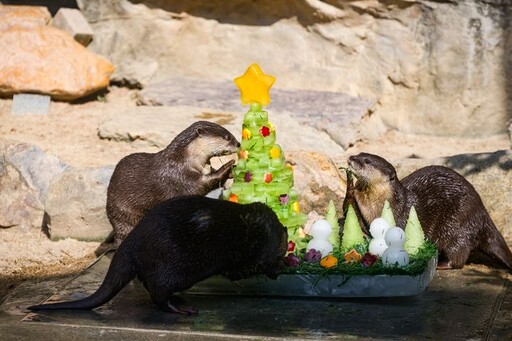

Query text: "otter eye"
[364, 158, 371, 164]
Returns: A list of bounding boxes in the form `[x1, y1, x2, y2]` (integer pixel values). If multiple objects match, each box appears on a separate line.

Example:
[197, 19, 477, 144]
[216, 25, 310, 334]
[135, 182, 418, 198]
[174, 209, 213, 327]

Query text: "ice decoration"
[382, 227, 409, 267]
[306, 219, 333, 257]
[368, 217, 390, 257]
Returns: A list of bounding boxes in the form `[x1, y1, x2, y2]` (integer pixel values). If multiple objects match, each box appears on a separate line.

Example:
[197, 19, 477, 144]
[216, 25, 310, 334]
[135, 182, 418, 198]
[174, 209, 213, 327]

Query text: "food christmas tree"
[222, 64, 308, 244]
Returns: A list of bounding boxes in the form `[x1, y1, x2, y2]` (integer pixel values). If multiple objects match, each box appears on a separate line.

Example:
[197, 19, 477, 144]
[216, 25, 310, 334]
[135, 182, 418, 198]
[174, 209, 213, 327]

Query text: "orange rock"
[0, 8, 114, 101]
[0, 5, 51, 30]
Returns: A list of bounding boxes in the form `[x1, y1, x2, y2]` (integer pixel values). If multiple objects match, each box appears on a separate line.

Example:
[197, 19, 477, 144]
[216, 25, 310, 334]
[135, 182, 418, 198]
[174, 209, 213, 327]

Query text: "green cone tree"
[380, 199, 396, 227]
[341, 204, 366, 250]
[403, 206, 425, 255]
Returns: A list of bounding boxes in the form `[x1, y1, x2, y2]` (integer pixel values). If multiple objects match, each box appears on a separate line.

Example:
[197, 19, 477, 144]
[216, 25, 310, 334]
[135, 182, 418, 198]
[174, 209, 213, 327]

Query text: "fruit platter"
[189, 64, 438, 298]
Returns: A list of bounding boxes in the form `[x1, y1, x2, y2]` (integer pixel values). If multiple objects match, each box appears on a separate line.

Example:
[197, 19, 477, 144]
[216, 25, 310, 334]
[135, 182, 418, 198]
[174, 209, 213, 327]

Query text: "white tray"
[187, 256, 437, 298]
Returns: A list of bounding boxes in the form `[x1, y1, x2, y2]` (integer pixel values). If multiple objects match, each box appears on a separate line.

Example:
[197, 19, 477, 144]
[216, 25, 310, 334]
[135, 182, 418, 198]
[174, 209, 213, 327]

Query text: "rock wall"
[78, 0, 512, 137]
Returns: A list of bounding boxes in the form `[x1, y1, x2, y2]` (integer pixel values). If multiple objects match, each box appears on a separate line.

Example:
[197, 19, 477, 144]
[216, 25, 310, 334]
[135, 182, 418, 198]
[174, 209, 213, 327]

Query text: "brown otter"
[29, 196, 288, 314]
[344, 152, 512, 271]
[107, 121, 240, 246]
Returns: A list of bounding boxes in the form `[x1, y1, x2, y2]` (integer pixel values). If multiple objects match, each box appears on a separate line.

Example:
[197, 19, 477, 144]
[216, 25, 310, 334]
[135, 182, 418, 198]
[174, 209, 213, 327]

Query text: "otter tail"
[28, 246, 137, 311]
[480, 220, 512, 272]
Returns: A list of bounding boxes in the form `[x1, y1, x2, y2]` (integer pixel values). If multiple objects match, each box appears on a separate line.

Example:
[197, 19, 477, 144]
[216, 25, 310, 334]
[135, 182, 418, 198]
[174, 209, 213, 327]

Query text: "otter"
[29, 196, 288, 314]
[107, 121, 240, 246]
[344, 152, 512, 271]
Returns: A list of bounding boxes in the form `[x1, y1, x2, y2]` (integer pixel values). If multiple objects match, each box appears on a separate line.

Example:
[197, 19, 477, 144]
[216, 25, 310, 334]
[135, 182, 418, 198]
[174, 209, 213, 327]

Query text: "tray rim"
[186, 254, 438, 298]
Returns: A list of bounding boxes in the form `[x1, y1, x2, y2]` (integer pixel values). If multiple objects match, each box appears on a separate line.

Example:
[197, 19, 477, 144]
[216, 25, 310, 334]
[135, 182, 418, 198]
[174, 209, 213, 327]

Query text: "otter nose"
[236, 141, 241, 148]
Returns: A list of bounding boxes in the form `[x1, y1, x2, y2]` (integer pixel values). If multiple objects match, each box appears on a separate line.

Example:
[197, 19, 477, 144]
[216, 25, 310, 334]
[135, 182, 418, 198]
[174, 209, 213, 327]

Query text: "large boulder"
[0, 5, 114, 101]
[288, 151, 345, 215]
[0, 140, 66, 230]
[80, 0, 511, 137]
[44, 166, 114, 242]
[136, 77, 373, 149]
[98, 105, 346, 154]
[0, 4, 50, 30]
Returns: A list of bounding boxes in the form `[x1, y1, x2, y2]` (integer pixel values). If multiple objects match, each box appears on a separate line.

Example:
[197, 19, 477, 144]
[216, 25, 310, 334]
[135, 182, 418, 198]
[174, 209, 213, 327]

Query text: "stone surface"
[393, 150, 512, 240]
[0, 24, 114, 101]
[287, 151, 345, 215]
[508, 119, 512, 149]
[51, 8, 94, 46]
[44, 166, 114, 242]
[98, 105, 346, 154]
[137, 77, 373, 149]
[80, 0, 512, 137]
[11, 94, 50, 116]
[4, 252, 510, 339]
[0, 4, 50, 30]
[0, 140, 66, 230]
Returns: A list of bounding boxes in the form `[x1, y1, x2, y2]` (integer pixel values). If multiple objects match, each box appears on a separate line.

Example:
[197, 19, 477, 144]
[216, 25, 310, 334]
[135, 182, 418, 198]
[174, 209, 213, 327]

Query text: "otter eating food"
[29, 196, 288, 314]
[344, 152, 512, 271]
[107, 121, 240, 246]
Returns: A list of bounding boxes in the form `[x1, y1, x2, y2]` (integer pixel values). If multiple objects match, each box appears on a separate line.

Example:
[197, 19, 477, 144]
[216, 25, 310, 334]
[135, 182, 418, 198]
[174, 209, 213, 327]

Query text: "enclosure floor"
[1, 252, 511, 340]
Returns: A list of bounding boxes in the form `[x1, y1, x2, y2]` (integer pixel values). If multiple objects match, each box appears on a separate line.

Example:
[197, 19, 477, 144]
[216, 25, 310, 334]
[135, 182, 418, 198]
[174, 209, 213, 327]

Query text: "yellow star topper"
[234, 64, 276, 106]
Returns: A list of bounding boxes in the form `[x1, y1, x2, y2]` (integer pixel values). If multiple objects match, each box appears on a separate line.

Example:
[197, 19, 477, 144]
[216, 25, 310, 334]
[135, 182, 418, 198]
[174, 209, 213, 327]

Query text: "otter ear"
[196, 128, 206, 137]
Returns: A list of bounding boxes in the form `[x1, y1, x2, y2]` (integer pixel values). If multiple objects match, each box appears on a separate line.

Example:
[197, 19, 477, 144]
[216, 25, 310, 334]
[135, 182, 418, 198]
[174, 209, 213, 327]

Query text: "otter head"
[348, 152, 398, 189]
[172, 121, 240, 174]
[348, 152, 399, 222]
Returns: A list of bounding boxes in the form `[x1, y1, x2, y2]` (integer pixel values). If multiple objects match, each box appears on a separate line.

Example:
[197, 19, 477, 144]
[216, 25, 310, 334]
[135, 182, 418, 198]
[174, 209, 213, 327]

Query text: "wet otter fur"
[29, 196, 288, 314]
[107, 121, 240, 246]
[345, 152, 512, 271]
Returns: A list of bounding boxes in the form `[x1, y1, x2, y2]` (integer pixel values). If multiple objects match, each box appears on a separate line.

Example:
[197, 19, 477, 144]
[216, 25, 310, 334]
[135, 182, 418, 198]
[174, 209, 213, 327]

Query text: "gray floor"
[1, 253, 511, 340]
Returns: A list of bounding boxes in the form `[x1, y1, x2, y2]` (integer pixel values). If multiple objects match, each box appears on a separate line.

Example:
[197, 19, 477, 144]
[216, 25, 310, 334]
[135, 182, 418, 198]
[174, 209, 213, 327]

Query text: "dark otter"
[29, 196, 288, 314]
[344, 152, 512, 271]
[107, 121, 240, 246]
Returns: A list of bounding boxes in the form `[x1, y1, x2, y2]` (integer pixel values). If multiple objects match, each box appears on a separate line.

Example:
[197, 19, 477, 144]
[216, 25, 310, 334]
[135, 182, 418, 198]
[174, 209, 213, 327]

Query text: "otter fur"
[107, 121, 240, 246]
[345, 152, 512, 271]
[29, 196, 288, 314]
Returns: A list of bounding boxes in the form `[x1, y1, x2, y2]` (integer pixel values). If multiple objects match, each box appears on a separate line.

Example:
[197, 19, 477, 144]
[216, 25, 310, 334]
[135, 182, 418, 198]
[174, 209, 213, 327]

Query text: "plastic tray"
[187, 256, 437, 298]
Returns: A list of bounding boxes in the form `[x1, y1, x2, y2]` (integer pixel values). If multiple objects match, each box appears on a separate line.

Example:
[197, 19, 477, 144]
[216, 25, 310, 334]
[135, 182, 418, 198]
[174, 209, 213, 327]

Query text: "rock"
[51, 8, 94, 46]
[11, 94, 51, 116]
[98, 106, 195, 148]
[80, 0, 511, 137]
[98, 105, 346, 154]
[44, 166, 114, 242]
[0, 24, 114, 100]
[0, 4, 51, 30]
[287, 151, 345, 215]
[0, 140, 66, 230]
[137, 77, 373, 149]
[394, 150, 512, 241]
[508, 119, 512, 149]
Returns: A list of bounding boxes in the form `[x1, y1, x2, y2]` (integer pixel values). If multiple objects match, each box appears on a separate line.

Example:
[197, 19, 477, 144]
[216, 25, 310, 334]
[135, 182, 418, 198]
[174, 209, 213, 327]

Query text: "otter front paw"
[212, 159, 236, 181]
